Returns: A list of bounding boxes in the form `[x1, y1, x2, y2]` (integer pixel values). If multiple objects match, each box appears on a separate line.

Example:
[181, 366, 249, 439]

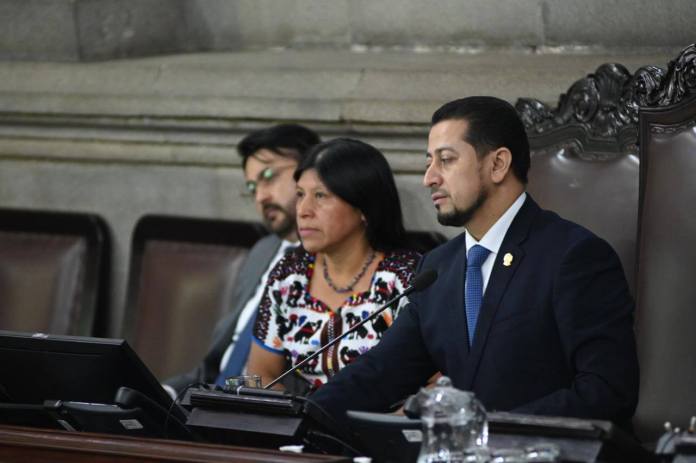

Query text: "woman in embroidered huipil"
[247, 138, 419, 389]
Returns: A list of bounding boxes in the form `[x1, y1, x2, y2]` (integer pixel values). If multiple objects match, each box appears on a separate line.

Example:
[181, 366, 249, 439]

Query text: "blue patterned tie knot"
[468, 245, 490, 268]
[465, 245, 490, 346]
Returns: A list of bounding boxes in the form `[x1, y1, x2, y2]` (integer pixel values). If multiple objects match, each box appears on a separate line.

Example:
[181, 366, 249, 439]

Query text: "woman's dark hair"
[431, 96, 530, 184]
[294, 138, 406, 252]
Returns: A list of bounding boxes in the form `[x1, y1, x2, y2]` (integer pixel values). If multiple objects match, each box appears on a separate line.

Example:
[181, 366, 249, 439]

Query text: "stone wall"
[0, 0, 690, 336]
[1, 0, 693, 61]
[0, 48, 680, 335]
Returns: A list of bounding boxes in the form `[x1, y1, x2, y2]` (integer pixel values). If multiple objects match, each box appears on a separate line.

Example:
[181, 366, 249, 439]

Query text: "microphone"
[264, 269, 438, 390]
[407, 268, 437, 294]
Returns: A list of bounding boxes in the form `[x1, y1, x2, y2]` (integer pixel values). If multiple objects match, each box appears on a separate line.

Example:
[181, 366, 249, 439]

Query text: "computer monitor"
[0, 330, 189, 438]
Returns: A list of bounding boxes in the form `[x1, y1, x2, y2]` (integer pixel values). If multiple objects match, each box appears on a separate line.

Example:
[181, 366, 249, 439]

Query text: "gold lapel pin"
[503, 252, 513, 267]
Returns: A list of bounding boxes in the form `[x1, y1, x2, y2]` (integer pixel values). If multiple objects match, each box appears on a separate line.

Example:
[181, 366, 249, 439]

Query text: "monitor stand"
[0, 387, 193, 441]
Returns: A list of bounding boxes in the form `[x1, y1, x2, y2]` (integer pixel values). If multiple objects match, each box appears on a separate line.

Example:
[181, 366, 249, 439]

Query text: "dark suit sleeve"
[512, 236, 639, 421]
[310, 298, 437, 428]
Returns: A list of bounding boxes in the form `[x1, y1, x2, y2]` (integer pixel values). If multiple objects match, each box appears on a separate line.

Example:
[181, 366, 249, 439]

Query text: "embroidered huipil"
[253, 248, 419, 387]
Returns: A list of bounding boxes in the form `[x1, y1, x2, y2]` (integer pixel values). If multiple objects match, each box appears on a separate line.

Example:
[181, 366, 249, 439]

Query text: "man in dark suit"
[165, 124, 320, 394]
[311, 96, 639, 426]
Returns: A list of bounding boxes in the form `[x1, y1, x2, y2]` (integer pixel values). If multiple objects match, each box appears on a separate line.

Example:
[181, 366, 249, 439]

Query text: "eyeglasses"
[242, 164, 296, 197]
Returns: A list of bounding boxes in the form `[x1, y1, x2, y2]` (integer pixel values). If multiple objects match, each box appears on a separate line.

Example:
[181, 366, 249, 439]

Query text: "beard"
[262, 203, 296, 239]
[436, 187, 488, 227]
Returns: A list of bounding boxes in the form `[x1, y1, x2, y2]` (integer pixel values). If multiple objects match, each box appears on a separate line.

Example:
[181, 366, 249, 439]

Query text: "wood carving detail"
[650, 118, 696, 135]
[517, 43, 696, 141]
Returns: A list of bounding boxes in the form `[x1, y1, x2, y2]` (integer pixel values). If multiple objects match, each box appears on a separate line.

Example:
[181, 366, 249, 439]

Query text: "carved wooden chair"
[0, 208, 111, 336]
[123, 214, 267, 380]
[515, 59, 668, 295]
[632, 43, 696, 443]
[517, 43, 696, 443]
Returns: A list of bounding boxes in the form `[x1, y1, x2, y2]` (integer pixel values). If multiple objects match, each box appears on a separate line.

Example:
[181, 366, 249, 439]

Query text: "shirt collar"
[280, 239, 299, 252]
[465, 192, 526, 256]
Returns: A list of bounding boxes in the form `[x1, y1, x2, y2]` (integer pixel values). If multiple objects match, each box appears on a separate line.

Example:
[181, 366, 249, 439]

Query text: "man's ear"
[490, 147, 513, 184]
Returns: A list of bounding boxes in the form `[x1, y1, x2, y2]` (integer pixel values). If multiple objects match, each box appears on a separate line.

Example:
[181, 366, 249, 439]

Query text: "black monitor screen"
[0, 330, 173, 413]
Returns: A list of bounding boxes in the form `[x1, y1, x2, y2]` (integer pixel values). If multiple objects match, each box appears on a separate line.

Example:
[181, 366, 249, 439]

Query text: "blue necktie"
[215, 314, 255, 386]
[465, 245, 490, 346]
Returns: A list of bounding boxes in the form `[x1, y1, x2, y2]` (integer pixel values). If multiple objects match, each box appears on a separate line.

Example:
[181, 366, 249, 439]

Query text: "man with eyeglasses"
[165, 124, 320, 396]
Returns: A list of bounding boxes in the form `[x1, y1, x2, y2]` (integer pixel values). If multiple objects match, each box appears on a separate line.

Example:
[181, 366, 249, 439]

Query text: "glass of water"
[224, 374, 262, 390]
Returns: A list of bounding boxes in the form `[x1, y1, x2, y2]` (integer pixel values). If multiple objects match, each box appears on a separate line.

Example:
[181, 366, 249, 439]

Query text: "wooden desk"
[0, 425, 350, 462]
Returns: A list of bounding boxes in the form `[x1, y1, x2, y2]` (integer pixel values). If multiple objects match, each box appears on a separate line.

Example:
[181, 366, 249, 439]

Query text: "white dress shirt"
[464, 192, 526, 295]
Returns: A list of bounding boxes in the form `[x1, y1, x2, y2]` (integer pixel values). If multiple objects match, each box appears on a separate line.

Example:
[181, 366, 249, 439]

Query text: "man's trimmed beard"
[263, 203, 296, 239]
[436, 187, 488, 227]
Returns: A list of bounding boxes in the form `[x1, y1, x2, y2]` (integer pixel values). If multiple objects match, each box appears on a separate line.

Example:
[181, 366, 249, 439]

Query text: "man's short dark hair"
[294, 138, 407, 252]
[237, 124, 321, 168]
[431, 96, 530, 184]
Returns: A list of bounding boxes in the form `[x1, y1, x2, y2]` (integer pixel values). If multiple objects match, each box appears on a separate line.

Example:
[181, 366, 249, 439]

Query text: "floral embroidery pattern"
[253, 248, 418, 385]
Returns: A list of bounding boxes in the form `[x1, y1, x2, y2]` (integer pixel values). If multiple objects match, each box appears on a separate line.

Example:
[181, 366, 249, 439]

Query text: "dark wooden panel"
[0, 425, 349, 463]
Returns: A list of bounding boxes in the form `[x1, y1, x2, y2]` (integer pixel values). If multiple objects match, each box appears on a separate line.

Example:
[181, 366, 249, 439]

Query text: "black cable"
[302, 395, 360, 455]
[163, 381, 204, 439]
[303, 429, 361, 456]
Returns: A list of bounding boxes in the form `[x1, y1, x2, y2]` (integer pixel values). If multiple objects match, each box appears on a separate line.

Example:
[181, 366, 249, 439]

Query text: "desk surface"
[0, 424, 350, 463]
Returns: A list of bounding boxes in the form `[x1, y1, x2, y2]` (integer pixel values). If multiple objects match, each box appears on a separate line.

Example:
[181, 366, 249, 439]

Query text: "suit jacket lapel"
[235, 235, 282, 311]
[210, 234, 282, 355]
[459, 196, 540, 390]
[442, 234, 472, 371]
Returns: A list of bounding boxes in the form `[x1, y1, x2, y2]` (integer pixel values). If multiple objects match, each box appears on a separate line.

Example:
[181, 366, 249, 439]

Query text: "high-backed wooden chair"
[516, 60, 670, 295]
[123, 215, 267, 381]
[0, 208, 111, 336]
[633, 47, 696, 441]
[517, 44, 696, 444]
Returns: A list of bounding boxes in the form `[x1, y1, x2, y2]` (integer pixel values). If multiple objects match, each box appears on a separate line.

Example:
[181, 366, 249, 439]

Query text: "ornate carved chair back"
[633, 44, 696, 443]
[518, 44, 696, 443]
[516, 58, 672, 296]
